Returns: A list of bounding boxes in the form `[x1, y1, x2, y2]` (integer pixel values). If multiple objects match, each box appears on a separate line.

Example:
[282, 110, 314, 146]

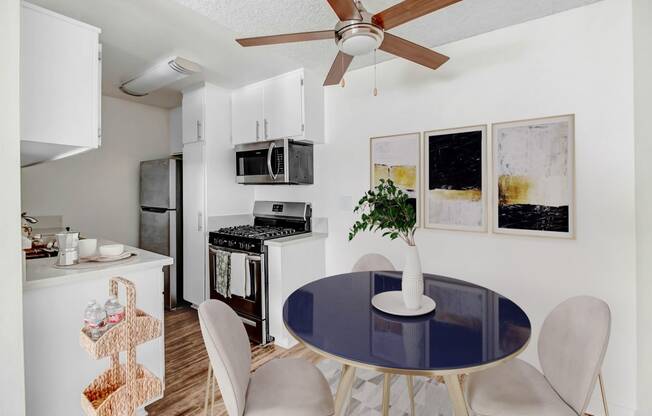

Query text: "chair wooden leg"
[382, 373, 392, 416]
[406, 375, 415, 416]
[334, 364, 357, 416]
[204, 365, 212, 416]
[210, 372, 216, 416]
[599, 372, 610, 416]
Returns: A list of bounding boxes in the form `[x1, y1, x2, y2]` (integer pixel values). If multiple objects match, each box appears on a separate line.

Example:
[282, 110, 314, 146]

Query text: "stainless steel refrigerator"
[139, 158, 183, 310]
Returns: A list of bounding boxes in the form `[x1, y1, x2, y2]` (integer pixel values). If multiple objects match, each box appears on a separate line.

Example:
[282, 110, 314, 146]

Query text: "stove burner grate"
[216, 225, 299, 239]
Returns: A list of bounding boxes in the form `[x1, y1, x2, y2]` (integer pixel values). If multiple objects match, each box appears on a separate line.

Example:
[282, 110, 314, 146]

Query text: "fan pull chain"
[340, 53, 346, 88]
[373, 49, 378, 96]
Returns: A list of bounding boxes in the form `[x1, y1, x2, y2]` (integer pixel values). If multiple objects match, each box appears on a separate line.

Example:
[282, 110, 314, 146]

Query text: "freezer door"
[140, 209, 170, 255]
[140, 159, 176, 209]
[140, 208, 179, 309]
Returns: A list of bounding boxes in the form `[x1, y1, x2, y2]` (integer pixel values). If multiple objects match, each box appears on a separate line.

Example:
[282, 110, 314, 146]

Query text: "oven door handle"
[266, 141, 277, 180]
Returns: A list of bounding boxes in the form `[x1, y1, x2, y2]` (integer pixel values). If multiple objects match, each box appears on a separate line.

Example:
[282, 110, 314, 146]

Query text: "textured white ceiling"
[172, 0, 602, 71]
[31, 0, 602, 108]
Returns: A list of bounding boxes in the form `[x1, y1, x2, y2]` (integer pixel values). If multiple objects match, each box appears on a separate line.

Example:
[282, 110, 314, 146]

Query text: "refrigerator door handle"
[142, 207, 168, 213]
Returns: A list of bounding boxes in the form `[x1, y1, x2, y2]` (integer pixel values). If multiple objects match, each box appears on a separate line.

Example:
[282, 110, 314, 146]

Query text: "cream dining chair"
[198, 299, 334, 416]
[464, 296, 611, 416]
[352, 253, 417, 416]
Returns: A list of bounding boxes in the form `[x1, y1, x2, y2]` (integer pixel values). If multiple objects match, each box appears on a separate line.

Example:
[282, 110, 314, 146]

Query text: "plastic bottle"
[83, 300, 107, 341]
[104, 295, 125, 329]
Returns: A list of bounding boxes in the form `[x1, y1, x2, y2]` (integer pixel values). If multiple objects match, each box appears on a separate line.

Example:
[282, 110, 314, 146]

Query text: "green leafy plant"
[349, 178, 417, 246]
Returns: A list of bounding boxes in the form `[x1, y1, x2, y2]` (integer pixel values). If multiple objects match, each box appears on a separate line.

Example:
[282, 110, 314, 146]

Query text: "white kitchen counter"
[264, 232, 328, 248]
[24, 240, 172, 290]
[22, 239, 170, 416]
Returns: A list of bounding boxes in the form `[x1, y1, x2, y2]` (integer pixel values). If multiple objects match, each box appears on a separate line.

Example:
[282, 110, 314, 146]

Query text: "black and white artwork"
[492, 115, 575, 238]
[424, 126, 487, 231]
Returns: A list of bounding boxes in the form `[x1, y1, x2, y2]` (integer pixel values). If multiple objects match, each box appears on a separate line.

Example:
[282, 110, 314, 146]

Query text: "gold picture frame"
[423, 125, 488, 232]
[369, 132, 422, 228]
[491, 114, 575, 239]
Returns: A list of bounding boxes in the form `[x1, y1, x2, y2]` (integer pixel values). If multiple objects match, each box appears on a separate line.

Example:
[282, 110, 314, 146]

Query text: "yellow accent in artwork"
[498, 175, 532, 205]
[373, 164, 390, 186]
[373, 164, 417, 191]
[430, 189, 482, 201]
[390, 166, 417, 191]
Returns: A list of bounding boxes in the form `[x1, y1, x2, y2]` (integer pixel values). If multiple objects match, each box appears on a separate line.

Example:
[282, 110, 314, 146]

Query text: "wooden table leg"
[443, 374, 469, 416]
[406, 375, 415, 416]
[382, 373, 391, 416]
[334, 364, 357, 416]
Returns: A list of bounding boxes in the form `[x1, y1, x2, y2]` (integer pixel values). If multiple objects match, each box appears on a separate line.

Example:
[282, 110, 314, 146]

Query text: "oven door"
[235, 140, 288, 184]
[208, 246, 268, 343]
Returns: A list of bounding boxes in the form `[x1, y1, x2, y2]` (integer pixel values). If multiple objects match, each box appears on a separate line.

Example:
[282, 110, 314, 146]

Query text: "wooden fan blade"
[326, 0, 362, 21]
[236, 30, 336, 47]
[323, 51, 354, 86]
[372, 0, 461, 30]
[379, 33, 449, 70]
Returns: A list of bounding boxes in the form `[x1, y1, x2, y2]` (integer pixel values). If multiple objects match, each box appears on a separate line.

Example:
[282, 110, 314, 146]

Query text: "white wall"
[169, 106, 183, 155]
[0, 0, 26, 414]
[21, 96, 170, 246]
[633, 0, 652, 414]
[256, 0, 637, 414]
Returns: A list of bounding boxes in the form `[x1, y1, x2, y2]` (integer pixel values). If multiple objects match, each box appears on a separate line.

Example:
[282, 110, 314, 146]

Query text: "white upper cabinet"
[20, 2, 101, 166]
[232, 85, 264, 145]
[231, 68, 324, 145]
[264, 70, 303, 141]
[182, 86, 205, 144]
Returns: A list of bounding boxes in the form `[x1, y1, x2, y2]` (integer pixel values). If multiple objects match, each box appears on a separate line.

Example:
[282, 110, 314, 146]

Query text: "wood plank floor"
[145, 307, 321, 416]
[146, 308, 598, 416]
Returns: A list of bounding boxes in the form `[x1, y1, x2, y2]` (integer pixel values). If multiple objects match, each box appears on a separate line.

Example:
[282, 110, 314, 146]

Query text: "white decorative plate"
[371, 291, 436, 317]
[87, 252, 136, 262]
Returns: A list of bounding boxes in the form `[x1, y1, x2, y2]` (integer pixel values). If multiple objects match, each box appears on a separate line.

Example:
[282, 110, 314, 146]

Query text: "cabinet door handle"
[256, 120, 260, 140]
[264, 118, 268, 140]
[198, 212, 203, 232]
[196, 120, 202, 140]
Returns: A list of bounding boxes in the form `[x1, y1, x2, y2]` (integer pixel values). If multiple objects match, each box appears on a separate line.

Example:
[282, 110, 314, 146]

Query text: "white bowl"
[78, 239, 97, 258]
[98, 244, 124, 257]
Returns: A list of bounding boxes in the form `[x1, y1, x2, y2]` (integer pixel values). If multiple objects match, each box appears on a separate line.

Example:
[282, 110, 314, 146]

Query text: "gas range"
[207, 201, 311, 345]
[209, 202, 312, 254]
[209, 225, 307, 253]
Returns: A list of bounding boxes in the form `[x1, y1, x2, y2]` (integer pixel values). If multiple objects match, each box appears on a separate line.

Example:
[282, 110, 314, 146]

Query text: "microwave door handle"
[267, 142, 278, 180]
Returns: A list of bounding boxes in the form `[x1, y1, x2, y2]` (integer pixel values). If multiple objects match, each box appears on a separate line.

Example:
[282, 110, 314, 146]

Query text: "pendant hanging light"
[373, 49, 378, 96]
[340, 53, 346, 88]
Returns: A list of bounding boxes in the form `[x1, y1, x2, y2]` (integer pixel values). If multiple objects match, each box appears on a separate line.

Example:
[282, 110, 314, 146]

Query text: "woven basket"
[80, 277, 163, 416]
[81, 363, 162, 416]
[80, 309, 161, 360]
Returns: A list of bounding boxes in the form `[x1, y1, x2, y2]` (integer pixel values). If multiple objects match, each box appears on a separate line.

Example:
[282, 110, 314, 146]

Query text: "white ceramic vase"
[402, 245, 424, 309]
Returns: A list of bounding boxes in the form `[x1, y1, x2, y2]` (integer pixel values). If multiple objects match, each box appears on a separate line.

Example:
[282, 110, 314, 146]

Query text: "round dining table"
[283, 271, 531, 416]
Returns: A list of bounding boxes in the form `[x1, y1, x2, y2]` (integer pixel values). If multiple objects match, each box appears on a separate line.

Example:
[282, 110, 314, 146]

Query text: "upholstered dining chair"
[198, 299, 334, 416]
[352, 253, 396, 273]
[351, 253, 417, 416]
[464, 296, 611, 416]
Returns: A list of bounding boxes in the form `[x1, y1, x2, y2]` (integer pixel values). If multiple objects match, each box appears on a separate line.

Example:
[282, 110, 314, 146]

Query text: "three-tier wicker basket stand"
[80, 277, 163, 416]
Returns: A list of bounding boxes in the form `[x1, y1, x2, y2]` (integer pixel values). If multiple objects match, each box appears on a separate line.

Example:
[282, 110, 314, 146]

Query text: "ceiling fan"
[236, 0, 461, 86]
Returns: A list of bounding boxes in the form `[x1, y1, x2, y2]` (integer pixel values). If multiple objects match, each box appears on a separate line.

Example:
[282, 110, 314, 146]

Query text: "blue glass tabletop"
[283, 271, 531, 373]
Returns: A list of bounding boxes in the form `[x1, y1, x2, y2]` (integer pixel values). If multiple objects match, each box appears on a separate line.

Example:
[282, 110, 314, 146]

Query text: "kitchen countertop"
[264, 232, 328, 248]
[23, 239, 173, 291]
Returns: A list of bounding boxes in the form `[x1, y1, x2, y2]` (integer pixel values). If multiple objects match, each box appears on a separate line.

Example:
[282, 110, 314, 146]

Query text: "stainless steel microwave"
[235, 139, 314, 185]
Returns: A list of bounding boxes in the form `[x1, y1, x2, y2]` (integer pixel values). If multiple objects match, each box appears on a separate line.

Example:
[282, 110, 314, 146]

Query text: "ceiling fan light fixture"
[337, 24, 383, 56]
